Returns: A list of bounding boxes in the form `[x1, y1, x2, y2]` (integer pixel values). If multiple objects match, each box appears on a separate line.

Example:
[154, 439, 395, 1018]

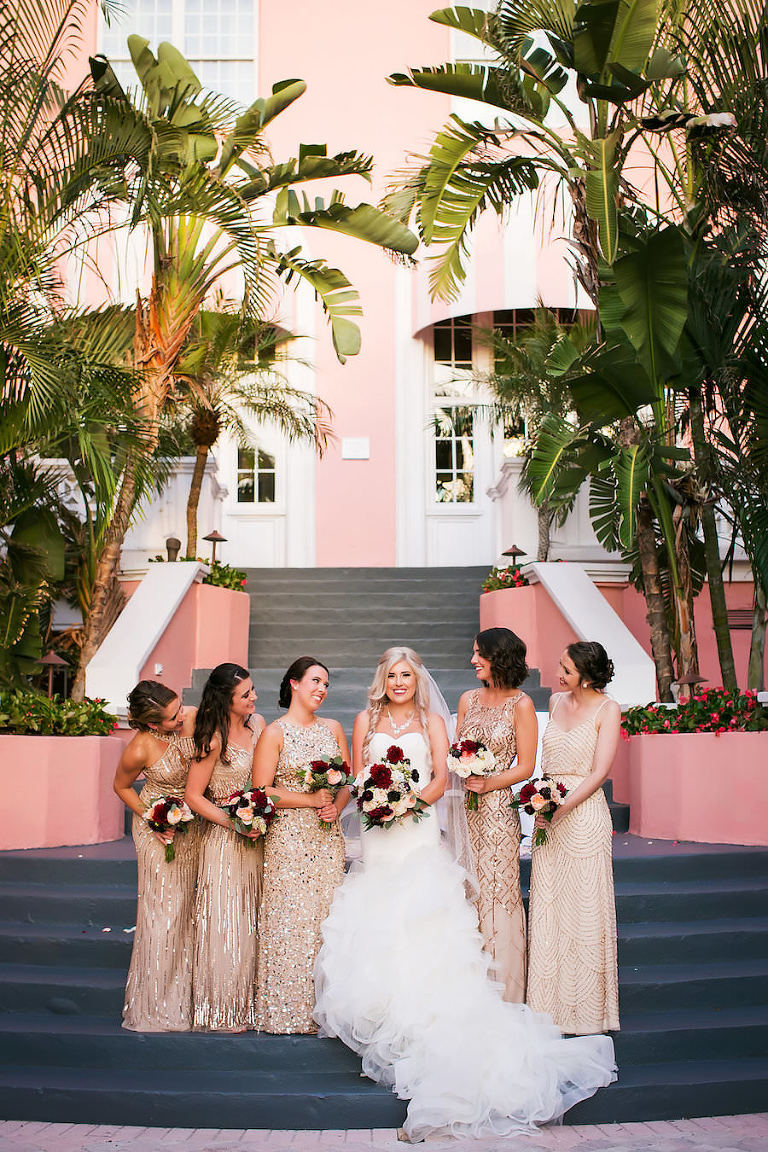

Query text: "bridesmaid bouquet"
[297, 754, 354, 830]
[355, 744, 428, 831]
[221, 786, 277, 845]
[142, 795, 195, 863]
[446, 739, 496, 811]
[510, 777, 568, 846]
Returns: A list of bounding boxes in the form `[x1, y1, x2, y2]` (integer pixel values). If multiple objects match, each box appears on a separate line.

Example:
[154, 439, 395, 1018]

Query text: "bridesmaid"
[253, 656, 350, 1033]
[527, 641, 621, 1035]
[455, 627, 538, 1002]
[113, 680, 199, 1031]
[184, 663, 265, 1031]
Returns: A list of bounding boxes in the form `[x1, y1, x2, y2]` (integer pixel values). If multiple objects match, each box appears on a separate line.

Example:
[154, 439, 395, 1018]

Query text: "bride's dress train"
[313, 731, 616, 1142]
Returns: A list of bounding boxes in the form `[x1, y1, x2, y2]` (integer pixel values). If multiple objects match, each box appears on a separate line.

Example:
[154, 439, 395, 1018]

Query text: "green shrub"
[482, 565, 529, 592]
[0, 691, 118, 736]
[202, 559, 247, 591]
[621, 687, 768, 738]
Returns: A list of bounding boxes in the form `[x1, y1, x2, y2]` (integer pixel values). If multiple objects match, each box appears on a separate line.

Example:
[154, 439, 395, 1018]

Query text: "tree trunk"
[70, 469, 136, 701]
[636, 499, 675, 701]
[672, 502, 699, 698]
[568, 179, 601, 313]
[537, 501, 551, 561]
[748, 581, 767, 691]
[186, 445, 209, 560]
[689, 390, 737, 691]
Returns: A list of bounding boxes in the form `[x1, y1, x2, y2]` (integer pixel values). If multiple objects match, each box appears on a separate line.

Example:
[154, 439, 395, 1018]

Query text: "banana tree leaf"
[273, 245, 362, 363]
[498, 0, 577, 61]
[429, 6, 494, 43]
[521, 43, 569, 94]
[645, 47, 686, 80]
[606, 62, 653, 97]
[388, 64, 516, 111]
[240, 148, 373, 197]
[612, 226, 688, 383]
[272, 192, 418, 256]
[218, 79, 307, 172]
[573, 0, 621, 77]
[584, 133, 620, 262]
[526, 413, 583, 504]
[607, 0, 657, 72]
[615, 439, 651, 549]
[589, 469, 621, 552]
[569, 348, 657, 422]
[10, 508, 65, 582]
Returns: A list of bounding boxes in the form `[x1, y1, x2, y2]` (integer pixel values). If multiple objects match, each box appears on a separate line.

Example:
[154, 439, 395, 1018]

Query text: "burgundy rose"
[385, 745, 405, 764]
[370, 764, 393, 789]
[460, 739, 480, 754]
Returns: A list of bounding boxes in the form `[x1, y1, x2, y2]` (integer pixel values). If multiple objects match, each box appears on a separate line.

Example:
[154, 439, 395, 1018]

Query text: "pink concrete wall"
[625, 732, 768, 846]
[139, 584, 250, 693]
[260, 1, 451, 565]
[0, 735, 123, 850]
[480, 581, 767, 695]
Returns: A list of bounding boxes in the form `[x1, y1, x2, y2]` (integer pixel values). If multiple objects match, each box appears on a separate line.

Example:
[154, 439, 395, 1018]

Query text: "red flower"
[370, 764, 393, 789]
[385, 745, 405, 763]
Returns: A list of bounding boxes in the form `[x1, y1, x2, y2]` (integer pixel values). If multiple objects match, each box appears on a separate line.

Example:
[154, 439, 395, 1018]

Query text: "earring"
[581, 680, 589, 688]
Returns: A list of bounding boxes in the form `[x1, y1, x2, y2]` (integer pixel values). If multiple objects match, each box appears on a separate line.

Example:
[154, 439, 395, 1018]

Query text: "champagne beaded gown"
[123, 733, 199, 1032]
[314, 731, 616, 1142]
[527, 696, 620, 1034]
[192, 733, 262, 1031]
[255, 719, 346, 1033]
[458, 690, 527, 1002]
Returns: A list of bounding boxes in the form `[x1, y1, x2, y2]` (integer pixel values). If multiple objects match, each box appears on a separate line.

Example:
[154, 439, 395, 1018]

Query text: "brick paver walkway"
[1, 1116, 767, 1152]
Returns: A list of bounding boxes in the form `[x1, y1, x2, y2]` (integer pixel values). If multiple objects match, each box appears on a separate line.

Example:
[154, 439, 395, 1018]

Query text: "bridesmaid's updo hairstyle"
[279, 656, 330, 709]
[567, 641, 614, 691]
[127, 680, 178, 731]
[475, 627, 528, 690]
[194, 662, 251, 762]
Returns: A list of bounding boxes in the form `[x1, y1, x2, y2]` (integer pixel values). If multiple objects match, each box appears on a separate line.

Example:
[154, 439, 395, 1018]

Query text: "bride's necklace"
[386, 707, 415, 736]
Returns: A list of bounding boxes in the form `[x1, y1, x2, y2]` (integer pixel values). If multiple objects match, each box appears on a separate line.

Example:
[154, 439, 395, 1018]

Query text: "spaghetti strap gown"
[123, 733, 199, 1031]
[458, 690, 527, 1002]
[314, 731, 616, 1142]
[527, 697, 620, 1034]
[255, 718, 346, 1033]
[192, 734, 262, 1031]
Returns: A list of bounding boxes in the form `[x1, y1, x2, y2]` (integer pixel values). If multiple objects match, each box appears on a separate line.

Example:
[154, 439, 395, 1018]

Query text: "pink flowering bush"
[482, 565, 529, 592]
[621, 687, 768, 738]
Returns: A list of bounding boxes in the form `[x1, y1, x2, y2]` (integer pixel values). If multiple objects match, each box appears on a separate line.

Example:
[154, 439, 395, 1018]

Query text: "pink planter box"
[626, 732, 768, 846]
[0, 734, 124, 850]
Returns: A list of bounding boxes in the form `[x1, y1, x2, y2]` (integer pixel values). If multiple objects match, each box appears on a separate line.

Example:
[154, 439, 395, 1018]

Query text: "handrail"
[85, 561, 208, 714]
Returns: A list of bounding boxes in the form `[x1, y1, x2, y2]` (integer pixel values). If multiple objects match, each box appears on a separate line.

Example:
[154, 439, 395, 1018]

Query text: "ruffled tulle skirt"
[314, 834, 616, 1141]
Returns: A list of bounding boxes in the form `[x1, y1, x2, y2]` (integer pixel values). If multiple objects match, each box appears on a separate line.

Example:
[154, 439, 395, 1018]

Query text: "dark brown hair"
[193, 663, 251, 761]
[127, 680, 178, 732]
[475, 627, 528, 690]
[567, 641, 614, 691]
[278, 656, 329, 709]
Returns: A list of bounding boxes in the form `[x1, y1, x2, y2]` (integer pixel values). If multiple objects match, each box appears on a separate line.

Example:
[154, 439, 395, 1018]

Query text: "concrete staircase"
[0, 838, 766, 1126]
[186, 566, 551, 726]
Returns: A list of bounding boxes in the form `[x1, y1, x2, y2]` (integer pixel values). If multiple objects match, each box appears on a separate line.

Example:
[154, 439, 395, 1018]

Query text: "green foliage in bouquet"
[621, 688, 768, 737]
[482, 565, 529, 593]
[0, 691, 118, 736]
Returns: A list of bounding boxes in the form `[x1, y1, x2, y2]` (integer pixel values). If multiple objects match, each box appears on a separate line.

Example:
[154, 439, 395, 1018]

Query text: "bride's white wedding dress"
[313, 731, 616, 1142]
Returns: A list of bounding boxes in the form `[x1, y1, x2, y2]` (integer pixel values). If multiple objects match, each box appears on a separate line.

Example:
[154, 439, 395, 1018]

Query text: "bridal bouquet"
[221, 786, 277, 845]
[297, 753, 354, 829]
[510, 778, 568, 846]
[355, 744, 428, 831]
[447, 739, 496, 810]
[142, 795, 195, 863]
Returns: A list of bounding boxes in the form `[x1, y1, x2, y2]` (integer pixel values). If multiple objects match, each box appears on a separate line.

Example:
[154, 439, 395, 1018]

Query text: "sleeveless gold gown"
[458, 690, 527, 1003]
[527, 699, 620, 1034]
[255, 719, 346, 1033]
[123, 733, 199, 1031]
[192, 736, 262, 1031]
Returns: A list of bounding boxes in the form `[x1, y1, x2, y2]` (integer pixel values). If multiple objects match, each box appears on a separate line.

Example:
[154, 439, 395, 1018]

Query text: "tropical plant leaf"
[272, 191, 418, 256]
[584, 132, 620, 262]
[615, 439, 651, 548]
[272, 245, 363, 363]
[612, 226, 689, 384]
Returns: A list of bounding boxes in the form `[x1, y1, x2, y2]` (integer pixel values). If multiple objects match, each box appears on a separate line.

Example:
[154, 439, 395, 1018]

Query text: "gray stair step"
[616, 1005, 768, 1063]
[618, 958, 768, 1012]
[617, 917, 768, 965]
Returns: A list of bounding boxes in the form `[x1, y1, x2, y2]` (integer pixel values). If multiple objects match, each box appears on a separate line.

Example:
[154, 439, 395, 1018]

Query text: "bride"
[313, 646, 616, 1143]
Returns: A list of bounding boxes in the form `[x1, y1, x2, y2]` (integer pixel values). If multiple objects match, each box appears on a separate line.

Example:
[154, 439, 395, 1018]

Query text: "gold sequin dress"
[527, 697, 620, 1034]
[255, 719, 346, 1034]
[123, 733, 199, 1032]
[459, 690, 527, 1003]
[192, 735, 262, 1031]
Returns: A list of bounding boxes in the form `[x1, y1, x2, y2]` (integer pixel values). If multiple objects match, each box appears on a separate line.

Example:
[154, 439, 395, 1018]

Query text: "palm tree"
[171, 307, 333, 559]
[69, 39, 417, 699]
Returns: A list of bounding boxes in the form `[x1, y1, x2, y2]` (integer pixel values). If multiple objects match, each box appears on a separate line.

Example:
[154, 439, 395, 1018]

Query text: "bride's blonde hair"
[363, 647, 432, 769]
